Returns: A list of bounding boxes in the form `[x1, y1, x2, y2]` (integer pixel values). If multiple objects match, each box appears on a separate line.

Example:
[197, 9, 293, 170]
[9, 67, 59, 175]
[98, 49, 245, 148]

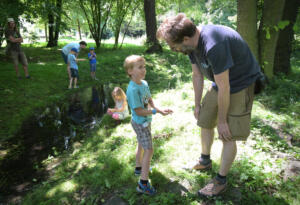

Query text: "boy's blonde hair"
[123, 55, 145, 77]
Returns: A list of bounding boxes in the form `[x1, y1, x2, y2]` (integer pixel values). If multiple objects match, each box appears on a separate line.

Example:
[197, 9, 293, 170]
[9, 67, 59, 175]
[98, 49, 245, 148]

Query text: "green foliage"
[277, 20, 290, 30]
[156, 0, 236, 28]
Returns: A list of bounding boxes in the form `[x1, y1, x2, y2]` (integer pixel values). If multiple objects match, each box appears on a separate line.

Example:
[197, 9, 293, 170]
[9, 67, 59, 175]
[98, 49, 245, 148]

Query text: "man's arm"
[214, 69, 231, 141]
[192, 64, 204, 120]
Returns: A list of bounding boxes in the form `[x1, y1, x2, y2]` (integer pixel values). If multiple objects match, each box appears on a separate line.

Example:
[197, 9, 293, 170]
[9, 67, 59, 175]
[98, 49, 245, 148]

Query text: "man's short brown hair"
[157, 13, 196, 43]
[123, 55, 145, 77]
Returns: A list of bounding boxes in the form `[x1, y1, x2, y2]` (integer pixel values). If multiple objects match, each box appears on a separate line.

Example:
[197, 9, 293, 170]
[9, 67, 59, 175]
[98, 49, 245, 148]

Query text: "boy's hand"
[159, 109, 173, 116]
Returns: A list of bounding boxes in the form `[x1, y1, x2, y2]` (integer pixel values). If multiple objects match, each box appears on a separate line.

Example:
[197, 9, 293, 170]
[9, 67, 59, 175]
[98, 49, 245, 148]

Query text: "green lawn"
[1, 43, 299, 204]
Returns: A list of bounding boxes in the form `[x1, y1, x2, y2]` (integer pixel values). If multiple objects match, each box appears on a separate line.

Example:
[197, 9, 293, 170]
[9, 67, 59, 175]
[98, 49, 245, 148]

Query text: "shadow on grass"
[251, 116, 299, 149]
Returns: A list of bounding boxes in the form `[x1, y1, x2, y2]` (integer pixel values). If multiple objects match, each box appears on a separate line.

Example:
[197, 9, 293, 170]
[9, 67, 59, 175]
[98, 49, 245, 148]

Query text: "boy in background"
[68, 48, 86, 89]
[62, 41, 87, 79]
[88, 47, 97, 79]
[124, 55, 173, 195]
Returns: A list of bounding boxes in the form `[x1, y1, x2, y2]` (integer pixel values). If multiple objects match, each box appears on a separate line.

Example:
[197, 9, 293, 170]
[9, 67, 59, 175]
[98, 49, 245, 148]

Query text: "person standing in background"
[5, 18, 30, 79]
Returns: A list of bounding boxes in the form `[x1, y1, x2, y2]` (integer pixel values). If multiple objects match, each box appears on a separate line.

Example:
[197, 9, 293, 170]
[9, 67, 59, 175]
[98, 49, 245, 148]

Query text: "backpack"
[254, 71, 268, 95]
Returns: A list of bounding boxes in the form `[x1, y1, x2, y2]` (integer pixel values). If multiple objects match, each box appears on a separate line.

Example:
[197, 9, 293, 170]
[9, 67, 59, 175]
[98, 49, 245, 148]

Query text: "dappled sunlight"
[46, 187, 58, 198]
[37, 62, 46, 65]
[148, 82, 224, 176]
[238, 140, 284, 175]
[60, 180, 77, 192]
[46, 180, 77, 198]
[0, 149, 8, 158]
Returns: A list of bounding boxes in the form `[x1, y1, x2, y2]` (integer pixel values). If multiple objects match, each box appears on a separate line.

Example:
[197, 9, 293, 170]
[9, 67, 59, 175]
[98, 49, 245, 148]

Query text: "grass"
[1, 42, 300, 204]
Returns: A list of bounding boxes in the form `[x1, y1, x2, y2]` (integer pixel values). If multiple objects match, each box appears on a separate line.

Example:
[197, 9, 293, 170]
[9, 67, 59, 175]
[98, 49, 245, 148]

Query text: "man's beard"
[179, 45, 194, 55]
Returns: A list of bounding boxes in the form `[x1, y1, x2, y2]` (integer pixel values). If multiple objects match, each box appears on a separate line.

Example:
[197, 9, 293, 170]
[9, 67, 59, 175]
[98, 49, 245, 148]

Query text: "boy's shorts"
[131, 120, 152, 149]
[70, 68, 79, 78]
[90, 63, 96, 72]
[197, 83, 255, 141]
[61, 51, 68, 64]
[10, 51, 28, 67]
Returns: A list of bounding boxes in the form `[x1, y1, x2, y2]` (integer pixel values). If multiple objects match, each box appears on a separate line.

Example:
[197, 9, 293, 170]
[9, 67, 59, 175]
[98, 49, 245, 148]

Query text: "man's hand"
[194, 105, 200, 120]
[217, 122, 232, 141]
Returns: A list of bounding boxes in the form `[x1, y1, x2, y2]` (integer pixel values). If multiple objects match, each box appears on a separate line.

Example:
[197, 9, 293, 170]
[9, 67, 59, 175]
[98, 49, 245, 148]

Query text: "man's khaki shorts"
[10, 51, 28, 67]
[197, 83, 255, 141]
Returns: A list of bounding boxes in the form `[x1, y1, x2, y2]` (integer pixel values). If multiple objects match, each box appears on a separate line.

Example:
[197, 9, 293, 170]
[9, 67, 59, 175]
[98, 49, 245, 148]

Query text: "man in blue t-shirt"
[157, 13, 262, 197]
[61, 41, 87, 79]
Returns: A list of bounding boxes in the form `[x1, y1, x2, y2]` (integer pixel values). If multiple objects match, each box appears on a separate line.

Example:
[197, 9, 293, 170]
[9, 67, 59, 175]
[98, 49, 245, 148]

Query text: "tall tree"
[237, 0, 258, 59]
[111, 0, 135, 49]
[47, 13, 55, 47]
[258, 0, 285, 78]
[42, 0, 64, 47]
[274, 0, 300, 74]
[79, 0, 113, 48]
[144, 0, 162, 53]
[53, 0, 62, 46]
[237, 0, 286, 79]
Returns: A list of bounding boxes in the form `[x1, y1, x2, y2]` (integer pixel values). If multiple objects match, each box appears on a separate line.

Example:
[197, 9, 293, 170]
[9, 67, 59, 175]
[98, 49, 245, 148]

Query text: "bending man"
[157, 13, 261, 197]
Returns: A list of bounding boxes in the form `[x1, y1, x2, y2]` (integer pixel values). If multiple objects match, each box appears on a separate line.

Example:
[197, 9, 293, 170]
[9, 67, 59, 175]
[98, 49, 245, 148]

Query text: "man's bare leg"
[219, 140, 237, 176]
[201, 128, 214, 155]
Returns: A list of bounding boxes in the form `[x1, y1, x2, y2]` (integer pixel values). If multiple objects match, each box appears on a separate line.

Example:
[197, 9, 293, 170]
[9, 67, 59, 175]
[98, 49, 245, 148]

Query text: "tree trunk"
[47, 13, 55, 47]
[237, 0, 258, 60]
[54, 0, 62, 46]
[45, 23, 48, 42]
[114, 26, 121, 49]
[0, 24, 5, 48]
[274, 0, 300, 75]
[178, 0, 181, 13]
[258, 0, 285, 78]
[144, 0, 162, 53]
[77, 19, 82, 40]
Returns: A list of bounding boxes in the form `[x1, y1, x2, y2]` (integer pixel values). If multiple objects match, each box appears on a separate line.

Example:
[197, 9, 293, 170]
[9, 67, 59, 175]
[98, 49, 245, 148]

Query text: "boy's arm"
[134, 107, 153, 116]
[148, 98, 173, 116]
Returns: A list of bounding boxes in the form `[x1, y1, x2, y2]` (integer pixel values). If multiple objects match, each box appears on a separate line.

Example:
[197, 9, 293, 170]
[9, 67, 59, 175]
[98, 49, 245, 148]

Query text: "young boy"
[62, 41, 87, 79]
[124, 55, 173, 195]
[68, 48, 86, 89]
[88, 47, 97, 79]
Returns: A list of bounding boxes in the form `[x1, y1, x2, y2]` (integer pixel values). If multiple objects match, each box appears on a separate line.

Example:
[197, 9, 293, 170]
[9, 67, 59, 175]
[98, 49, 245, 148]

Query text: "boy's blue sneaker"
[136, 181, 156, 195]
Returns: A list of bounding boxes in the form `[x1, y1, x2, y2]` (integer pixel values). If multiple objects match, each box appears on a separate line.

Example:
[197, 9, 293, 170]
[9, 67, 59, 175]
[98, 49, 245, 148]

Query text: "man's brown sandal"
[192, 160, 212, 171]
[198, 177, 227, 197]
